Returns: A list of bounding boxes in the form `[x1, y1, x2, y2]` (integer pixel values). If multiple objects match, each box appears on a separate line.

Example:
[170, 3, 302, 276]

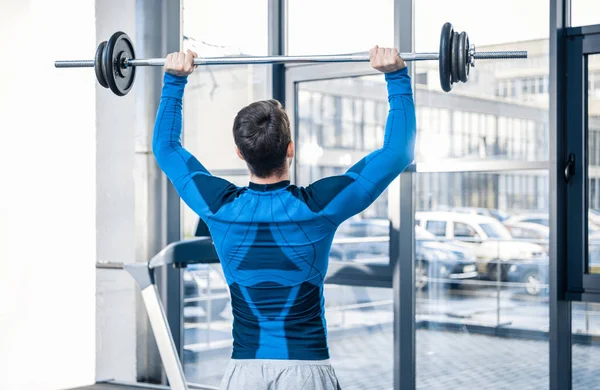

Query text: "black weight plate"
[439, 22, 454, 92]
[458, 32, 469, 83]
[464, 32, 471, 82]
[95, 41, 109, 89]
[103, 31, 136, 96]
[451, 32, 460, 84]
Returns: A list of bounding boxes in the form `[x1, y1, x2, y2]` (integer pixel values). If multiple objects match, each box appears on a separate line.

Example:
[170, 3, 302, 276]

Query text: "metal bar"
[411, 160, 549, 173]
[139, 284, 189, 390]
[156, 2, 185, 383]
[268, 0, 286, 103]
[395, 171, 415, 390]
[393, 0, 415, 388]
[53, 50, 527, 68]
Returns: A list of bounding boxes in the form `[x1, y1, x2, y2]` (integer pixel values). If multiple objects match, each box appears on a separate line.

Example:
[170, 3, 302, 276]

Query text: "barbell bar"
[54, 22, 528, 96]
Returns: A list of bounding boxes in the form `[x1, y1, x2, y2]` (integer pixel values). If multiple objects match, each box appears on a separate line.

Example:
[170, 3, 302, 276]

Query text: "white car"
[504, 211, 600, 230]
[415, 211, 547, 280]
[503, 212, 549, 227]
[504, 221, 550, 252]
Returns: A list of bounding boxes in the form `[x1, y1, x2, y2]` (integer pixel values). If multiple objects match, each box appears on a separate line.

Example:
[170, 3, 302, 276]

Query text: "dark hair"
[233, 99, 292, 178]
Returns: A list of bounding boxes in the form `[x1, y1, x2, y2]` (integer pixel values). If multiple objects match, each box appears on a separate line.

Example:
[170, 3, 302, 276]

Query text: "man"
[154, 46, 415, 390]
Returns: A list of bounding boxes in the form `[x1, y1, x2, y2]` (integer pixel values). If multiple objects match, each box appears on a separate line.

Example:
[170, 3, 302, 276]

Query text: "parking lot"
[182, 209, 600, 389]
[182, 282, 599, 389]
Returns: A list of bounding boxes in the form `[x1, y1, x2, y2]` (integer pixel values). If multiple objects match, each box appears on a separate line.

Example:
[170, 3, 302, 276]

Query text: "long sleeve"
[301, 67, 416, 226]
[153, 73, 238, 220]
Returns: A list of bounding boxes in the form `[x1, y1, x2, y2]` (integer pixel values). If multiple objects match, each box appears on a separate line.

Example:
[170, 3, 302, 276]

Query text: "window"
[415, 73, 428, 85]
[181, 1, 269, 385]
[522, 78, 529, 95]
[572, 302, 600, 389]
[415, 1, 550, 386]
[496, 81, 506, 97]
[425, 220, 447, 237]
[571, 0, 600, 27]
[287, 0, 394, 55]
[453, 222, 479, 238]
[587, 54, 600, 275]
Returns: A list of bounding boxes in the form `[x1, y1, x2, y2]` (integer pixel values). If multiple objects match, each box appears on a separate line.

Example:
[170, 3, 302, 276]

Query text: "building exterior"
[294, 39, 600, 217]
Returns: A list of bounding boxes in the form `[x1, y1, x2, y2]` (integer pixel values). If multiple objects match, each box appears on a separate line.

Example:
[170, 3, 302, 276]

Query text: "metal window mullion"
[392, 1, 415, 390]
[160, 0, 185, 372]
[549, 0, 572, 389]
[268, 0, 286, 103]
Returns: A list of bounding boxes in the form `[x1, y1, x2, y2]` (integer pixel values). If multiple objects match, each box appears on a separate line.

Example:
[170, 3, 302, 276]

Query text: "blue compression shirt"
[153, 68, 416, 360]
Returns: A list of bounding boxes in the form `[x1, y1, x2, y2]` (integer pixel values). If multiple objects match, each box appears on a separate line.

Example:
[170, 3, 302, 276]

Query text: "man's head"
[233, 99, 294, 179]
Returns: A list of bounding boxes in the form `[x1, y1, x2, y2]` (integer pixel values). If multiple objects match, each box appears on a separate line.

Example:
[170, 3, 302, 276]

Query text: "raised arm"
[302, 47, 416, 226]
[153, 51, 238, 220]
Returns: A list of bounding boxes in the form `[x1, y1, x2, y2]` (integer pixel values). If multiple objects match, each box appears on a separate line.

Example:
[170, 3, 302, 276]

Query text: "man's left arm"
[153, 70, 238, 221]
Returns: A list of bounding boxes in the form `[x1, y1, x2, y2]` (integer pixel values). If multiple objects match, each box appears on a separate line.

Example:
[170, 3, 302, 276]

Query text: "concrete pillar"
[95, 0, 138, 383]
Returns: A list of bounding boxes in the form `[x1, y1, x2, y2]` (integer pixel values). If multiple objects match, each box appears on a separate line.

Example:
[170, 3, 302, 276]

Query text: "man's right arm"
[153, 52, 239, 221]
[302, 66, 416, 226]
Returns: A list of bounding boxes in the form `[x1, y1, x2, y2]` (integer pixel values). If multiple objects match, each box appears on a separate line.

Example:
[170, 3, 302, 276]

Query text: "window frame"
[564, 25, 600, 299]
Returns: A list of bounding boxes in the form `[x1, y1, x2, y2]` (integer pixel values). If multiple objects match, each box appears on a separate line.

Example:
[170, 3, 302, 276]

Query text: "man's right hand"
[369, 46, 406, 73]
[164, 49, 198, 77]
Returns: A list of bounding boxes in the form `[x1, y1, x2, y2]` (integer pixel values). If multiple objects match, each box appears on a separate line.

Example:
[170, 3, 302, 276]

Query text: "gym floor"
[71, 385, 137, 390]
[70, 328, 600, 390]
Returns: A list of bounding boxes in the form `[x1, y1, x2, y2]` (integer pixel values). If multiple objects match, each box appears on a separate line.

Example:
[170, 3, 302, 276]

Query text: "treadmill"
[125, 236, 219, 390]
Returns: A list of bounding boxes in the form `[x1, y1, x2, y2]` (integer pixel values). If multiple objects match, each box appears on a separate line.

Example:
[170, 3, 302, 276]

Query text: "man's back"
[209, 181, 335, 360]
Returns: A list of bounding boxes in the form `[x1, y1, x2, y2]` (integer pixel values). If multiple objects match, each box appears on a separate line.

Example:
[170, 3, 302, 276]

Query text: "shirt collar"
[248, 180, 290, 192]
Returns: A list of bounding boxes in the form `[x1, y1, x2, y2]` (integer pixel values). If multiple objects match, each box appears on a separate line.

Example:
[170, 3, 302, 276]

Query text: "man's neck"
[250, 172, 290, 185]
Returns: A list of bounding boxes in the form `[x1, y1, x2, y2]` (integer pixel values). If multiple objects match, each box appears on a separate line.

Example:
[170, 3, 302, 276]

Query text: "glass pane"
[288, 0, 394, 55]
[572, 302, 600, 389]
[183, 282, 393, 388]
[181, 0, 269, 377]
[183, 263, 231, 385]
[415, 171, 549, 389]
[182, 0, 268, 55]
[588, 54, 600, 274]
[296, 76, 391, 265]
[571, 0, 600, 28]
[326, 286, 393, 388]
[414, 0, 549, 164]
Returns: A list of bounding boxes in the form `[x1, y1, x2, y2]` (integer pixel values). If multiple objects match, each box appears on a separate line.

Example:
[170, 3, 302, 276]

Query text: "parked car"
[329, 218, 479, 289]
[504, 213, 600, 267]
[330, 218, 389, 263]
[507, 257, 549, 296]
[504, 221, 549, 252]
[504, 211, 600, 230]
[183, 264, 230, 321]
[503, 212, 550, 227]
[415, 211, 547, 281]
[415, 226, 479, 290]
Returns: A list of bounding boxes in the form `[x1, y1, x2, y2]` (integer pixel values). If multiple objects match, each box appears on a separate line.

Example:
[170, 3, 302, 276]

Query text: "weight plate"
[451, 32, 460, 84]
[458, 32, 469, 83]
[95, 41, 109, 88]
[103, 31, 136, 96]
[464, 32, 471, 82]
[439, 22, 454, 92]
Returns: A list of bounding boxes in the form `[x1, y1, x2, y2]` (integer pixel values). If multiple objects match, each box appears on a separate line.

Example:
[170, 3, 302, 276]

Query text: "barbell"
[55, 22, 527, 96]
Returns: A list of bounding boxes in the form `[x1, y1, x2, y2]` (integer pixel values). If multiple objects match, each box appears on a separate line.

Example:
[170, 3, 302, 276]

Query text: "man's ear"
[236, 146, 245, 161]
[287, 142, 295, 159]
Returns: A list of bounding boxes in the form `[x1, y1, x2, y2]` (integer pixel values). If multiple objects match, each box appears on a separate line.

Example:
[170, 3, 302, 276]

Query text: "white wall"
[0, 0, 97, 389]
